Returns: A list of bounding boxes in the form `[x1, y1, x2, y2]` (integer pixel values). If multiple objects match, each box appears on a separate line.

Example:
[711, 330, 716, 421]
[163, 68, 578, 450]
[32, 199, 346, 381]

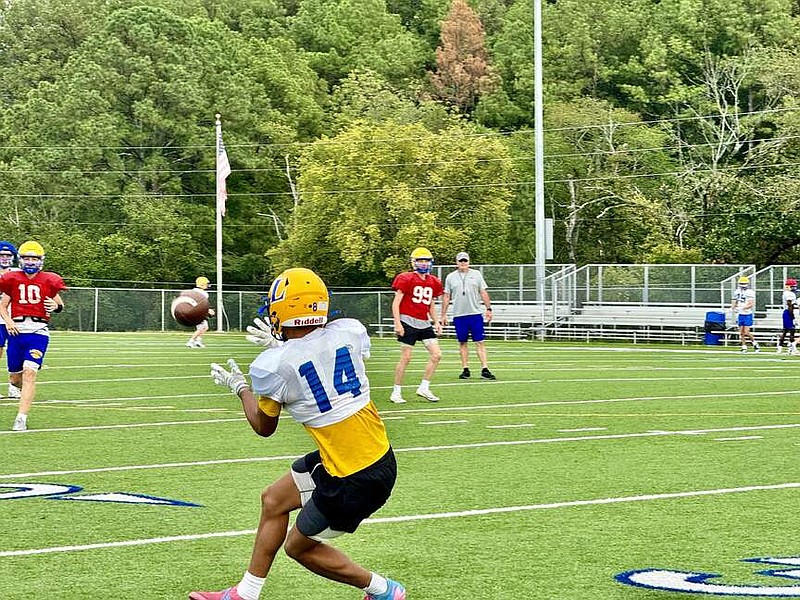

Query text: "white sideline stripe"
[2, 422, 799, 480]
[2, 482, 799, 558]
[715, 436, 763, 441]
[487, 423, 536, 429]
[0, 417, 246, 436]
[2, 387, 798, 432]
[420, 420, 469, 425]
[559, 427, 607, 432]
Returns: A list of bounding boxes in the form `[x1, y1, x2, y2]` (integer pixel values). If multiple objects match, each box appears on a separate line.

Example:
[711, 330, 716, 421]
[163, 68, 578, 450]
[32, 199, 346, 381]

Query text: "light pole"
[534, 0, 546, 303]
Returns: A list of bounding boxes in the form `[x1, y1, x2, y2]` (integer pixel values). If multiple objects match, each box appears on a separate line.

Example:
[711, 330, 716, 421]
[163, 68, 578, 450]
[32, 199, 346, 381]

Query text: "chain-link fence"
[57, 263, 798, 332]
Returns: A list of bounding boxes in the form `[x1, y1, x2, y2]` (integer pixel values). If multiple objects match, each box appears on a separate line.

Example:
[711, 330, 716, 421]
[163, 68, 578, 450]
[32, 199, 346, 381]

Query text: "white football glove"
[210, 359, 250, 396]
[246, 317, 282, 348]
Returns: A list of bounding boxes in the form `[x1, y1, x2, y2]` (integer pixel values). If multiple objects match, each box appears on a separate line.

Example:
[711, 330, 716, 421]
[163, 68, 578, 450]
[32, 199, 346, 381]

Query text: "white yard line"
[2, 422, 798, 479]
[2, 481, 798, 558]
[558, 427, 607, 432]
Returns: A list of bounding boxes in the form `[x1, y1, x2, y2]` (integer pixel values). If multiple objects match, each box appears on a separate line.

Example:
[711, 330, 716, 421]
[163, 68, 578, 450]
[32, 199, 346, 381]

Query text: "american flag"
[216, 129, 231, 216]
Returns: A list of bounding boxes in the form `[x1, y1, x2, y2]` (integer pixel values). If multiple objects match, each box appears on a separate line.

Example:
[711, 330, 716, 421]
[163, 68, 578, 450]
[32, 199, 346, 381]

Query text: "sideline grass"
[1, 331, 799, 599]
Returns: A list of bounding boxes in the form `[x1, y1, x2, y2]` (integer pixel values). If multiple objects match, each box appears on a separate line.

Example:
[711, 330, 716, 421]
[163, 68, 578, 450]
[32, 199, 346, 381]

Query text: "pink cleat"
[364, 579, 406, 600]
[189, 587, 243, 600]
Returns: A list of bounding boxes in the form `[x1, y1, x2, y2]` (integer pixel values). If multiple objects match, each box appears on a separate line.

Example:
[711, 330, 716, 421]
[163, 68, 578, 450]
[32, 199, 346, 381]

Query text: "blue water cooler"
[703, 311, 726, 345]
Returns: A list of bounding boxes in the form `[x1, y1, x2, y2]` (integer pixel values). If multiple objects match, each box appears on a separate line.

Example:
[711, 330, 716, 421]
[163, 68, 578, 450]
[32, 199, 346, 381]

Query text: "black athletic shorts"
[396, 323, 437, 346]
[294, 447, 397, 535]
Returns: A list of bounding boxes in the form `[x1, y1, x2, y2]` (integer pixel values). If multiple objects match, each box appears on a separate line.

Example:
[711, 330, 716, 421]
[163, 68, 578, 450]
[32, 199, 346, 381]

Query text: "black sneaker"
[481, 368, 496, 380]
[459, 368, 471, 379]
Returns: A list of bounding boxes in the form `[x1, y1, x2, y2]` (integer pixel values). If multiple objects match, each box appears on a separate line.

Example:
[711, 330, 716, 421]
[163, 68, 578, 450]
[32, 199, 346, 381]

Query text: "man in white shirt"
[440, 252, 496, 380]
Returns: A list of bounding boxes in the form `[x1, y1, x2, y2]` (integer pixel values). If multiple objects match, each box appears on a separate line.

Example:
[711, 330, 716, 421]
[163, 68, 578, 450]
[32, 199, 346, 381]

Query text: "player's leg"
[0, 324, 18, 398]
[283, 450, 404, 600]
[189, 470, 302, 600]
[391, 332, 415, 403]
[416, 334, 441, 402]
[9, 333, 47, 431]
[737, 314, 748, 352]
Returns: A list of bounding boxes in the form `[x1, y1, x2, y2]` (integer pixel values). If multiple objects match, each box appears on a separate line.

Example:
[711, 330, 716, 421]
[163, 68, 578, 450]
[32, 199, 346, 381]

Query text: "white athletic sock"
[15, 412, 26, 422]
[236, 571, 265, 600]
[392, 384, 402, 395]
[419, 379, 430, 391]
[363, 572, 389, 595]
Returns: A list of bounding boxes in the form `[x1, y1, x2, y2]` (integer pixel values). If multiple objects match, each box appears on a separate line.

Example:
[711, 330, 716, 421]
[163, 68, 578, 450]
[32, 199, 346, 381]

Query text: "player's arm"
[44, 292, 64, 313]
[430, 295, 442, 334]
[392, 290, 404, 335]
[239, 389, 280, 437]
[210, 360, 279, 437]
[0, 294, 14, 332]
[440, 292, 450, 325]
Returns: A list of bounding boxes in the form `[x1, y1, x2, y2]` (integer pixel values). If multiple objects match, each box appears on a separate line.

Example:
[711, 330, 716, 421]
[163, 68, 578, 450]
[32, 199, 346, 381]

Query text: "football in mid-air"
[171, 290, 209, 327]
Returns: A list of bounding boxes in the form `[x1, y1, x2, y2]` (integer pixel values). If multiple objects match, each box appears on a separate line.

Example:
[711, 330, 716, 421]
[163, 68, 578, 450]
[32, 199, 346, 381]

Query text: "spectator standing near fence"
[731, 275, 760, 353]
[390, 247, 443, 403]
[440, 252, 496, 380]
[777, 278, 798, 354]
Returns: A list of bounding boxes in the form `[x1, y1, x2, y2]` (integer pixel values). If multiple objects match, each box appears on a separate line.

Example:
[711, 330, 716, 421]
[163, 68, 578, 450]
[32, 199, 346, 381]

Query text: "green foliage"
[269, 121, 513, 284]
[288, 0, 429, 86]
[3, 0, 800, 283]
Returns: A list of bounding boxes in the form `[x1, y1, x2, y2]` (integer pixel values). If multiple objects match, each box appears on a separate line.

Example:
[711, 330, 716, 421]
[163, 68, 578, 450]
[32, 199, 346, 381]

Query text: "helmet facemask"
[20, 255, 43, 274]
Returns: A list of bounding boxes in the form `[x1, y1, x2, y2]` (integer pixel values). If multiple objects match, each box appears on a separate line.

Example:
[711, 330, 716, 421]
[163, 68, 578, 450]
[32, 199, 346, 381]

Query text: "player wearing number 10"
[0, 241, 66, 432]
[193, 268, 404, 600]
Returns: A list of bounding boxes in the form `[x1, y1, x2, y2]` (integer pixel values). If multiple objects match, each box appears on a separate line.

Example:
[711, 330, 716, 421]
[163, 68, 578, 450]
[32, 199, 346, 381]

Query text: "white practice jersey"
[732, 288, 756, 315]
[783, 289, 797, 310]
[248, 318, 372, 429]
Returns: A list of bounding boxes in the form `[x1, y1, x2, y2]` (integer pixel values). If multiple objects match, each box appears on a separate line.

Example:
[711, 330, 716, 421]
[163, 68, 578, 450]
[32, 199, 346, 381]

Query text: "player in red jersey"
[390, 247, 443, 403]
[0, 241, 66, 431]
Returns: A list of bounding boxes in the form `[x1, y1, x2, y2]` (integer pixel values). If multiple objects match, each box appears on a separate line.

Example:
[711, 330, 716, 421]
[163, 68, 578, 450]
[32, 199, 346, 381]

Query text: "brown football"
[171, 290, 210, 327]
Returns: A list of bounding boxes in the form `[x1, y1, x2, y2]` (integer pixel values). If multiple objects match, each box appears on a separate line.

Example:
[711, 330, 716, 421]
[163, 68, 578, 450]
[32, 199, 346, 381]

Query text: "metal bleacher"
[361, 263, 800, 345]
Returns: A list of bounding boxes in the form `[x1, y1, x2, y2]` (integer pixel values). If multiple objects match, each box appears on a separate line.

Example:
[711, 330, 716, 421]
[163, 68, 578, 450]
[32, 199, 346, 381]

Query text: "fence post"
[94, 288, 99, 332]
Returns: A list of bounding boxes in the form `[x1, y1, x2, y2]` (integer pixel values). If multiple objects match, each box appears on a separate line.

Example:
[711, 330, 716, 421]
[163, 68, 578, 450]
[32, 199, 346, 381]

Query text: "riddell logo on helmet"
[294, 317, 325, 326]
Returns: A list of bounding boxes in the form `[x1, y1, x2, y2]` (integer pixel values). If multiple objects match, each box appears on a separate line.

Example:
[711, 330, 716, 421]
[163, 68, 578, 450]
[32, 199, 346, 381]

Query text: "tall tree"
[429, 0, 498, 113]
[269, 121, 513, 285]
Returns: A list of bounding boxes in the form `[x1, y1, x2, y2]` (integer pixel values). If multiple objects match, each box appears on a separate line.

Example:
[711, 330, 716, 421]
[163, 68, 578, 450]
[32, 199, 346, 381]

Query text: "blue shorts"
[453, 313, 486, 343]
[737, 314, 754, 328]
[7, 333, 49, 372]
[783, 310, 796, 331]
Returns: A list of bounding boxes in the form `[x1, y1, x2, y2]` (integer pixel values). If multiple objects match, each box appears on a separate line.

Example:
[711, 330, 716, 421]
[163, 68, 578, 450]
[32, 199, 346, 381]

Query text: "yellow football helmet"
[18, 240, 44, 274]
[738, 276, 750, 286]
[196, 276, 210, 289]
[410, 246, 434, 274]
[266, 268, 329, 339]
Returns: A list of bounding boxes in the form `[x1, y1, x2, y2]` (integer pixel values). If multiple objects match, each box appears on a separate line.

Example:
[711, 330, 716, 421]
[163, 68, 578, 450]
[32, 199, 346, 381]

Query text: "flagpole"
[214, 114, 224, 332]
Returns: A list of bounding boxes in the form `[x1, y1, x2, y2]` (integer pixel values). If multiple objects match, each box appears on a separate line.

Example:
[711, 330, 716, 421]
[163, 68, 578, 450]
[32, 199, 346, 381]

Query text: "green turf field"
[2, 331, 799, 599]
